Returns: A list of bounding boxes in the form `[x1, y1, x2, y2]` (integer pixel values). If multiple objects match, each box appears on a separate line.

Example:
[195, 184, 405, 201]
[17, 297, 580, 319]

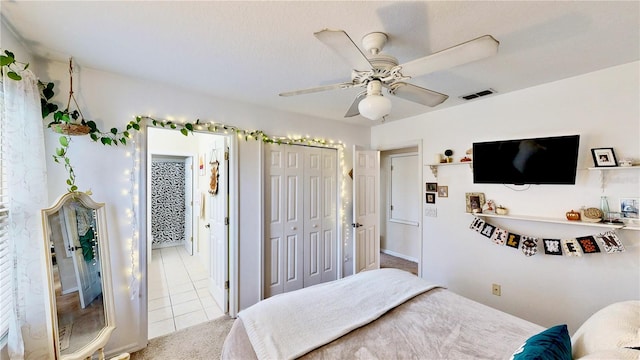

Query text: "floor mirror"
[41, 192, 116, 360]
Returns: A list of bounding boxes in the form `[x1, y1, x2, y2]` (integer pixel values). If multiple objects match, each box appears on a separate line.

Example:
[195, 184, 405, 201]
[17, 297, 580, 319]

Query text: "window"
[0, 87, 9, 341]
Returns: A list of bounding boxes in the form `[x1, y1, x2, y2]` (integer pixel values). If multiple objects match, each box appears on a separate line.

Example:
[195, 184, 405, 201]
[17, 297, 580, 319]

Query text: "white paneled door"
[209, 138, 229, 312]
[265, 145, 337, 297]
[353, 148, 380, 274]
[184, 157, 194, 255]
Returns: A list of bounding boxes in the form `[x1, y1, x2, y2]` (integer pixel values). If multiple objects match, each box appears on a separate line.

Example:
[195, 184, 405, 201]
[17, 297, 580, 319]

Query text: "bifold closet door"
[265, 144, 337, 298]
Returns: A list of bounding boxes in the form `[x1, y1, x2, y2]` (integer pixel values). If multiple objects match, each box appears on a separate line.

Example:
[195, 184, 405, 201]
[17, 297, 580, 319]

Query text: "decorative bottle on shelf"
[600, 196, 610, 222]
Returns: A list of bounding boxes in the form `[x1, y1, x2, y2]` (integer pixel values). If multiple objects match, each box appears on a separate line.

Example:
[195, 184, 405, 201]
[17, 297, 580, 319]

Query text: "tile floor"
[147, 245, 224, 339]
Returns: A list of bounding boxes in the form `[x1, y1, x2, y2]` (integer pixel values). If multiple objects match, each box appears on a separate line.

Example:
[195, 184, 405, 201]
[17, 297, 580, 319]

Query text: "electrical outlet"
[424, 207, 437, 217]
[492, 283, 501, 296]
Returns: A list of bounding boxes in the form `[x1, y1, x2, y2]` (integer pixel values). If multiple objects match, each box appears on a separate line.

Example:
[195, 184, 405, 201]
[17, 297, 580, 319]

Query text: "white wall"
[371, 61, 640, 334]
[32, 57, 369, 356]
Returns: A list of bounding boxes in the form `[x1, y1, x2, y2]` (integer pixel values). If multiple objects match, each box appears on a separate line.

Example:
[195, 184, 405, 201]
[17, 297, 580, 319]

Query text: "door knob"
[312, 224, 318, 228]
[205, 223, 210, 228]
[351, 223, 363, 228]
[291, 226, 297, 231]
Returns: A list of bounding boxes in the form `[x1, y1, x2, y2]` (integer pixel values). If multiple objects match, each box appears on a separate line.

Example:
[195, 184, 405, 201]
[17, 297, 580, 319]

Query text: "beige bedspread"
[222, 287, 544, 359]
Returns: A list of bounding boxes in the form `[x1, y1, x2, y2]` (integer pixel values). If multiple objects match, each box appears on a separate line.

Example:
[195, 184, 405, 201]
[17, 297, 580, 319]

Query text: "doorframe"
[138, 125, 240, 345]
[146, 153, 195, 259]
[376, 139, 423, 277]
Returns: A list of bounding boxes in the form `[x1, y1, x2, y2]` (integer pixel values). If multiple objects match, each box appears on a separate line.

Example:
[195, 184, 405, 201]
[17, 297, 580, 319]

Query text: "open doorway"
[145, 127, 232, 339]
[379, 144, 421, 276]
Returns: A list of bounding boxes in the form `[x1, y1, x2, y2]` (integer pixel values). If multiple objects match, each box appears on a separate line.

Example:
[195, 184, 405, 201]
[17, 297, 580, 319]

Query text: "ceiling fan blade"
[279, 82, 356, 97]
[314, 29, 373, 71]
[398, 35, 499, 78]
[388, 82, 448, 107]
[344, 91, 366, 117]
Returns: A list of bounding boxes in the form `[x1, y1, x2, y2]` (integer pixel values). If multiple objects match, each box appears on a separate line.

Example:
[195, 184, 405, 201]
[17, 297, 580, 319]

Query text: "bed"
[221, 269, 639, 360]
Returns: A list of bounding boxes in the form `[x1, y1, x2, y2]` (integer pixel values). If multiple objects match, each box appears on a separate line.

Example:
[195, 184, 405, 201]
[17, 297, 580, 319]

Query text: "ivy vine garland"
[2, 49, 343, 192]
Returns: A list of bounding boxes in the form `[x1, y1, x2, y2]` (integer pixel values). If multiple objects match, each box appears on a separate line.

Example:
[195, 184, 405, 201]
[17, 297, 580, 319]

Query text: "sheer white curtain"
[1, 70, 50, 358]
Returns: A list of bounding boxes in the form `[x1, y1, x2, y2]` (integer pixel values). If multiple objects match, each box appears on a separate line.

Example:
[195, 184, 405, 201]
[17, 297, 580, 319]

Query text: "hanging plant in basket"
[45, 58, 92, 136]
[51, 122, 91, 136]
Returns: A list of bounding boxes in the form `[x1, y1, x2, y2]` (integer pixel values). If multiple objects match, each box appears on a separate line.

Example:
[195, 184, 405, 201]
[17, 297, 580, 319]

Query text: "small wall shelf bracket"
[426, 162, 473, 179]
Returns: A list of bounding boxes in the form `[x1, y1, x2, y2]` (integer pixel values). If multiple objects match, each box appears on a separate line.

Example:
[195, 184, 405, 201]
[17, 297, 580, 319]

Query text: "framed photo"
[591, 148, 618, 167]
[620, 197, 639, 219]
[437, 185, 448, 198]
[465, 192, 485, 213]
[426, 182, 437, 192]
[426, 193, 436, 204]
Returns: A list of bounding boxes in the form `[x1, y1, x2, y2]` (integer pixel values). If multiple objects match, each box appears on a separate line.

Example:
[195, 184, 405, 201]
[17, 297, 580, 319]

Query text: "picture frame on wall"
[620, 197, 639, 219]
[465, 192, 485, 213]
[426, 193, 436, 204]
[426, 182, 437, 192]
[591, 148, 618, 167]
[437, 185, 448, 198]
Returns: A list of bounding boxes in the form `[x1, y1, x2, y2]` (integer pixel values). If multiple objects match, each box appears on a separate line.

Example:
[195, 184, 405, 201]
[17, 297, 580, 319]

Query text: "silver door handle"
[351, 223, 363, 228]
[205, 223, 210, 228]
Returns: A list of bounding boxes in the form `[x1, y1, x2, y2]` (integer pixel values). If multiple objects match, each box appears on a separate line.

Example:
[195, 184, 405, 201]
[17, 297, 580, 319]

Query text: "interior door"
[353, 147, 380, 273]
[209, 138, 229, 312]
[184, 157, 194, 255]
[62, 205, 101, 309]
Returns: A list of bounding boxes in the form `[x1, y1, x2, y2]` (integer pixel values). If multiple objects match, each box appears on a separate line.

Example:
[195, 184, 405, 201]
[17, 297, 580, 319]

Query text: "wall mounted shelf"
[587, 165, 640, 191]
[425, 161, 473, 178]
[472, 212, 639, 230]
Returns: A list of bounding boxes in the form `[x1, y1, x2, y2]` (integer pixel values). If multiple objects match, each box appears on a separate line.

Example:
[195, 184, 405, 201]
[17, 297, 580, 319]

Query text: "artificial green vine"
[2, 49, 343, 192]
[141, 115, 339, 148]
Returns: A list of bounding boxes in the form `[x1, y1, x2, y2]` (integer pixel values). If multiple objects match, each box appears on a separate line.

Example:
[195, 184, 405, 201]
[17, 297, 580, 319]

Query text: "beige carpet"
[380, 252, 418, 275]
[130, 315, 235, 360]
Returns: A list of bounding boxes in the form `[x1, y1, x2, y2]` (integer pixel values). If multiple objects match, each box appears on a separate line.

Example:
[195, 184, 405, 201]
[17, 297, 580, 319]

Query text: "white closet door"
[303, 147, 322, 287]
[266, 145, 337, 297]
[265, 145, 304, 296]
[265, 147, 284, 297]
[321, 149, 337, 282]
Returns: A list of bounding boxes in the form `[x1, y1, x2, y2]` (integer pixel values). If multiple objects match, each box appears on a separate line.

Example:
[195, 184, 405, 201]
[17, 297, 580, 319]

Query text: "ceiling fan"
[279, 29, 499, 120]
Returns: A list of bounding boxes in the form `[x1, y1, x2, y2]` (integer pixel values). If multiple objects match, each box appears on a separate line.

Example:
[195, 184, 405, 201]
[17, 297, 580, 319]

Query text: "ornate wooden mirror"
[41, 192, 116, 359]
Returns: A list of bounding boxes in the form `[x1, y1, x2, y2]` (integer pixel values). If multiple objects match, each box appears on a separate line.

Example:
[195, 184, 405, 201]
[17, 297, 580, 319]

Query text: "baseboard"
[105, 341, 145, 359]
[380, 249, 418, 263]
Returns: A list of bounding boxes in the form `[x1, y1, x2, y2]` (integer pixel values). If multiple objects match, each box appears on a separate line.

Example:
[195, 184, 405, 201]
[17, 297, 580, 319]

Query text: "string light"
[126, 131, 141, 300]
[123, 115, 353, 294]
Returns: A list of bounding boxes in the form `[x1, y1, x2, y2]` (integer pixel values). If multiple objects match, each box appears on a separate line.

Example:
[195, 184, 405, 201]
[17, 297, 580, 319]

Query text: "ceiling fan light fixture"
[358, 80, 391, 120]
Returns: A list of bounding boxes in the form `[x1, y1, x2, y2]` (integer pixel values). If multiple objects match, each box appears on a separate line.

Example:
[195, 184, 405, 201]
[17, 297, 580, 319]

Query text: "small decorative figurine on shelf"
[460, 148, 473, 162]
[444, 149, 454, 163]
[483, 200, 496, 214]
[565, 209, 581, 221]
[496, 205, 508, 215]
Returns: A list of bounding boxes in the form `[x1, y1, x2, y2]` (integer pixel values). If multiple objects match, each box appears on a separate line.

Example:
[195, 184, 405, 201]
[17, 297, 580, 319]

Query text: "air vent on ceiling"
[460, 88, 497, 101]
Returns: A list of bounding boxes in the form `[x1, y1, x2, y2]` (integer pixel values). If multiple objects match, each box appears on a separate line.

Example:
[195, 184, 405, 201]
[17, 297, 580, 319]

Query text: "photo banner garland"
[469, 217, 625, 257]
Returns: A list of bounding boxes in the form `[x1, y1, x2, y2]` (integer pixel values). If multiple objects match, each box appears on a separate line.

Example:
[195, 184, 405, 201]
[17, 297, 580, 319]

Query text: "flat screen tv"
[472, 135, 580, 185]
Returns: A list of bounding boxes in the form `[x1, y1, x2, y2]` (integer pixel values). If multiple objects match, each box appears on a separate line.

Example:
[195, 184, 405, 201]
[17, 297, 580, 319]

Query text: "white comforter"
[237, 268, 438, 360]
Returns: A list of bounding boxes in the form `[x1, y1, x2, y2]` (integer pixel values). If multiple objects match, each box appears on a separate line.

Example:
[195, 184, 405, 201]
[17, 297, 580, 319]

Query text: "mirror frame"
[41, 192, 116, 360]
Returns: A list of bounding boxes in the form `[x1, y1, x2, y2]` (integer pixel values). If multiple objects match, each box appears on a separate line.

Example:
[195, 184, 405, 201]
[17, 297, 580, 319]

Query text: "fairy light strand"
[124, 115, 353, 295]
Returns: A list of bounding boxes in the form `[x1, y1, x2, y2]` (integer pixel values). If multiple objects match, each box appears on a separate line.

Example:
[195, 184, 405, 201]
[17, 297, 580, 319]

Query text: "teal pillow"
[511, 324, 572, 360]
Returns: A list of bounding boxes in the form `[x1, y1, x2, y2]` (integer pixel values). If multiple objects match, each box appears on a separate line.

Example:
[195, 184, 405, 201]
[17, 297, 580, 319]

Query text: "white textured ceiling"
[1, 1, 638, 127]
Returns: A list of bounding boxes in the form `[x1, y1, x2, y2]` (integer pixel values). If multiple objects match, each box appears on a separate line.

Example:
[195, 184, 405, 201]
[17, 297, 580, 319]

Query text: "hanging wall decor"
[469, 217, 625, 257]
[209, 160, 219, 195]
